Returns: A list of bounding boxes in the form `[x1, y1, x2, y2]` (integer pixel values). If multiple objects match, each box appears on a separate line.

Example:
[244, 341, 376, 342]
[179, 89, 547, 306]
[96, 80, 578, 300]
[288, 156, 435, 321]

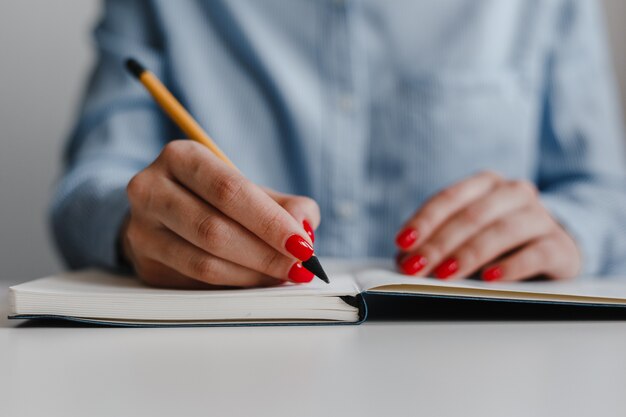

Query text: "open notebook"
[9, 259, 626, 326]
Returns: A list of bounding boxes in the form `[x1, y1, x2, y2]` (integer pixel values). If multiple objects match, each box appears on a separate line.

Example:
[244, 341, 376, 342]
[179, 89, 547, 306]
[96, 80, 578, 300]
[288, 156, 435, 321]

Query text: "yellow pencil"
[125, 58, 237, 170]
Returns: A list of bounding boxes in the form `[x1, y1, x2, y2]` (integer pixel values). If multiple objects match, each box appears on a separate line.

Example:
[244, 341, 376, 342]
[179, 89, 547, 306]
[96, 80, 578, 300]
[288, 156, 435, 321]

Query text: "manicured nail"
[288, 262, 314, 283]
[482, 266, 503, 282]
[285, 234, 314, 261]
[434, 258, 458, 279]
[399, 254, 428, 275]
[303, 220, 315, 243]
[395, 227, 418, 249]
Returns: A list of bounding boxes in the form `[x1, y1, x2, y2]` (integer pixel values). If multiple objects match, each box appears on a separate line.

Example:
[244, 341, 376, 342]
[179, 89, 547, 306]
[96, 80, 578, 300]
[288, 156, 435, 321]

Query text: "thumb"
[264, 188, 321, 233]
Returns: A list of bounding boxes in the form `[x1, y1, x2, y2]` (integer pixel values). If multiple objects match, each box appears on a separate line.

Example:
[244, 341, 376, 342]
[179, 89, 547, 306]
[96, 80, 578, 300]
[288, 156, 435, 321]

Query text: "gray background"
[0, 0, 625, 282]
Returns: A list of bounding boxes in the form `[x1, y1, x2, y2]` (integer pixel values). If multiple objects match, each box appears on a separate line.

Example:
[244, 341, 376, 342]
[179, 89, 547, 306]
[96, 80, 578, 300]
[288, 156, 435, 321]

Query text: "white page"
[10, 269, 360, 299]
[356, 267, 626, 303]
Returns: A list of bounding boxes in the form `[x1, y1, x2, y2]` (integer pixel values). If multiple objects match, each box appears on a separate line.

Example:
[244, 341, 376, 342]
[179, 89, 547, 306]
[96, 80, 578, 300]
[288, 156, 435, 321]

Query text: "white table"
[2, 284, 626, 417]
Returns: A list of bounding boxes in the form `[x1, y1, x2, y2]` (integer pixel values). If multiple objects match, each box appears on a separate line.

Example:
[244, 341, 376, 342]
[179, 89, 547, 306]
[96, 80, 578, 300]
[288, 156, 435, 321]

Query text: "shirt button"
[339, 94, 354, 112]
[335, 201, 356, 219]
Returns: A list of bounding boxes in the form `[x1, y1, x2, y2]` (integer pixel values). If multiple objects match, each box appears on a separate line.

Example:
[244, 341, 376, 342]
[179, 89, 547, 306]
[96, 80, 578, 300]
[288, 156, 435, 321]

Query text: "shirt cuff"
[96, 185, 132, 271]
[51, 180, 132, 272]
[540, 193, 605, 276]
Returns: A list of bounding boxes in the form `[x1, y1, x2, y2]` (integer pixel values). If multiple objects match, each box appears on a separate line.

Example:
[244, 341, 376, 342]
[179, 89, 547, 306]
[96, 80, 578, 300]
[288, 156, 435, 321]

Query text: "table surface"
[2, 283, 626, 417]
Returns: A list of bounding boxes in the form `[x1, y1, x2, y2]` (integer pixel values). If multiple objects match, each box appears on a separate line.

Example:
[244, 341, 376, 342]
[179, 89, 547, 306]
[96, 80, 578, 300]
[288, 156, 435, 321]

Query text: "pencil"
[124, 58, 329, 284]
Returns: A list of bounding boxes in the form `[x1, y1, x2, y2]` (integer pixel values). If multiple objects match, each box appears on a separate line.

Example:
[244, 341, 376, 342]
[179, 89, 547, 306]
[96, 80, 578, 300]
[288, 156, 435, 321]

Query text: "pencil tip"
[125, 58, 145, 79]
[302, 256, 330, 284]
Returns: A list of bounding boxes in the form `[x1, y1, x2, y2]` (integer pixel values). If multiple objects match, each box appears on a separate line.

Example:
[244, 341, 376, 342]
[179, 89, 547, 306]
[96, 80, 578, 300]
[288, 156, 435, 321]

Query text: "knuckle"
[438, 186, 459, 205]
[160, 140, 188, 162]
[195, 213, 226, 245]
[462, 204, 487, 225]
[126, 173, 150, 205]
[510, 179, 537, 198]
[189, 255, 217, 281]
[212, 174, 245, 209]
[492, 218, 515, 236]
[258, 250, 283, 275]
[259, 210, 284, 240]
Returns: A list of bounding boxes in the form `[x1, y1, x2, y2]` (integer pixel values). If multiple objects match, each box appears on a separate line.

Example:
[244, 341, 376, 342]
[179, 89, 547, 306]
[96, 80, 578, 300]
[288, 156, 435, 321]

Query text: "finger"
[266, 187, 321, 243]
[143, 175, 301, 281]
[133, 258, 231, 289]
[395, 171, 503, 251]
[277, 194, 320, 243]
[481, 234, 573, 282]
[131, 224, 304, 287]
[158, 141, 314, 261]
[268, 189, 321, 230]
[434, 206, 555, 279]
[413, 181, 540, 277]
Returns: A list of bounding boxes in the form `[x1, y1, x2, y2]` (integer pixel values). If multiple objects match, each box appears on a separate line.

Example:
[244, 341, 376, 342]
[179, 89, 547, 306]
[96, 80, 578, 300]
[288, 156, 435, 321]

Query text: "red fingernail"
[482, 266, 503, 282]
[434, 258, 458, 279]
[395, 227, 418, 249]
[285, 235, 314, 261]
[303, 220, 315, 243]
[399, 254, 428, 275]
[288, 262, 314, 283]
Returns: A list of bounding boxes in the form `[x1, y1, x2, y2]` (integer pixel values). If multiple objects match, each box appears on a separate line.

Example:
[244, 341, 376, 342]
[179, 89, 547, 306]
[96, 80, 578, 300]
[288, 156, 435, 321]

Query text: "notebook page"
[10, 269, 362, 322]
[10, 269, 360, 299]
[356, 268, 626, 304]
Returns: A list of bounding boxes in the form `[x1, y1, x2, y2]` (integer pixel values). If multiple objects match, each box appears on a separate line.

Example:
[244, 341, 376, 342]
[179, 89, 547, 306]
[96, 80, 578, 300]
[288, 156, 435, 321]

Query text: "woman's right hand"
[121, 140, 320, 289]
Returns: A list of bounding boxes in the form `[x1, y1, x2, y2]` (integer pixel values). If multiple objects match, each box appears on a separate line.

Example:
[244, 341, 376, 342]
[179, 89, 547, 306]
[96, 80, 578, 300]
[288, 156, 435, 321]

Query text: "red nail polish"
[435, 258, 458, 279]
[288, 262, 314, 283]
[395, 228, 418, 249]
[482, 266, 503, 282]
[303, 220, 315, 243]
[285, 235, 314, 261]
[400, 254, 428, 275]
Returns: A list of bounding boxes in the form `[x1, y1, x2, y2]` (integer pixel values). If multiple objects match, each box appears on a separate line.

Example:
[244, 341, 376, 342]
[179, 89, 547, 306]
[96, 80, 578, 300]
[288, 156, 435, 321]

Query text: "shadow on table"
[363, 293, 626, 321]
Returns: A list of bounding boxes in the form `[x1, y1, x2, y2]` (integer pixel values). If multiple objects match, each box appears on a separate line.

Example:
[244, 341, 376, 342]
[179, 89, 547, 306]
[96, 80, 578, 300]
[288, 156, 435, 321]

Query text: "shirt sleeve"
[50, 0, 171, 270]
[538, 0, 626, 275]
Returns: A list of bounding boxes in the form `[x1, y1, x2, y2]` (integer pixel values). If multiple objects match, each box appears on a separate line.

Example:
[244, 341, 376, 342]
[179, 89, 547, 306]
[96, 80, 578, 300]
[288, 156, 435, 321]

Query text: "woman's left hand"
[394, 171, 582, 282]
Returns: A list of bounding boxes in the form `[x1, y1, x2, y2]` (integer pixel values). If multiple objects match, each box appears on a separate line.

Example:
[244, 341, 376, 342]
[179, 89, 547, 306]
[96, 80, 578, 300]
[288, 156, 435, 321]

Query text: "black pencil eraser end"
[125, 58, 145, 79]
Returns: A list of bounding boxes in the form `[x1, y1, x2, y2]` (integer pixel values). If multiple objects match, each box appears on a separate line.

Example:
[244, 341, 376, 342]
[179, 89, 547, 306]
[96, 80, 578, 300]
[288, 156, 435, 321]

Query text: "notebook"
[9, 259, 626, 326]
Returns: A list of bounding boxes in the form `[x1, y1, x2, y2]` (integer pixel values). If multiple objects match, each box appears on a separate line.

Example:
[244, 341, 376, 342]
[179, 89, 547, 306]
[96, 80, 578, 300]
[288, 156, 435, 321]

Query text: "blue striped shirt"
[52, 0, 626, 275]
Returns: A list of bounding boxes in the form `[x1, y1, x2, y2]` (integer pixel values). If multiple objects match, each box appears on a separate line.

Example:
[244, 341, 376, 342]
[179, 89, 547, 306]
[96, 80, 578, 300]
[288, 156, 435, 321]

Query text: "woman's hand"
[394, 171, 582, 282]
[121, 140, 319, 288]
